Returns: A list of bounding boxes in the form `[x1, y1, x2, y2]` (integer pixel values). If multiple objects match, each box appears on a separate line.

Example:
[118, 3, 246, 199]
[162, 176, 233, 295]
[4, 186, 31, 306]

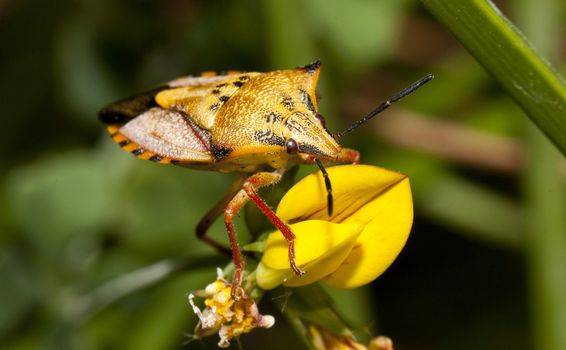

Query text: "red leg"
[224, 169, 304, 295]
[224, 189, 248, 290]
[243, 182, 305, 277]
[195, 174, 245, 256]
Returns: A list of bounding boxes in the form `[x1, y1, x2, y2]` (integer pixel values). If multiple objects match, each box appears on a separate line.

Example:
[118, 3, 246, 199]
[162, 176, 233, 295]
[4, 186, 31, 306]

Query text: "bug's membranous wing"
[156, 72, 261, 130]
[99, 87, 168, 126]
[108, 107, 214, 164]
[98, 70, 247, 126]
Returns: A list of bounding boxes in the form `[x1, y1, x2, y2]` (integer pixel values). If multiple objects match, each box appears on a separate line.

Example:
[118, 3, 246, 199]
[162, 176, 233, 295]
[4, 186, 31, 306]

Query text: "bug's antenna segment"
[315, 158, 333, 217]
[334, 74, 434, 140]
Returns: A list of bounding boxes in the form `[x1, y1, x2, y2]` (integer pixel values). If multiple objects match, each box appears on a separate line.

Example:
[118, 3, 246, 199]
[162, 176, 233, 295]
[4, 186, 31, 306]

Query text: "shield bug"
[99, 60, 432, 289]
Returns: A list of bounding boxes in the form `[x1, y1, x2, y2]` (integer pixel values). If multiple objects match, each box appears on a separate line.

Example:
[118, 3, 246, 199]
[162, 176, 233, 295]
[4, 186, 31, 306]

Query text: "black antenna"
[314, 158, 333, 217]
[334, 74, 434, 140]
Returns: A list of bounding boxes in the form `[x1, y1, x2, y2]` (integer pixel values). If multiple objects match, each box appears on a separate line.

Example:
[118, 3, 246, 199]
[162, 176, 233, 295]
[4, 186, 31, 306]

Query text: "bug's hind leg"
[196, 174, 246, 256]
[224, 169, 304, 295]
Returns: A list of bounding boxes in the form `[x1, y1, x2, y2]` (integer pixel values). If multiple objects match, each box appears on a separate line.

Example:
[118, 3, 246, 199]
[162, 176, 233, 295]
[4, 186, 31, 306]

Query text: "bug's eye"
[315, 113, 326, 128]
[285, 138, 299, 154]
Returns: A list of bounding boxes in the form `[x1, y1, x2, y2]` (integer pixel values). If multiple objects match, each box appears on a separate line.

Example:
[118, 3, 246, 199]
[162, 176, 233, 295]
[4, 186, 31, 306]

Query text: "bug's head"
[280, 60, 341, 162]
[283, 110, 341, 163]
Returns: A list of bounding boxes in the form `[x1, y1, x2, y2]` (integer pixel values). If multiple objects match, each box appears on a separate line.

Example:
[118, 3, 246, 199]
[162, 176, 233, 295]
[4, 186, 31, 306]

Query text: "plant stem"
[517, 0, 566, 349]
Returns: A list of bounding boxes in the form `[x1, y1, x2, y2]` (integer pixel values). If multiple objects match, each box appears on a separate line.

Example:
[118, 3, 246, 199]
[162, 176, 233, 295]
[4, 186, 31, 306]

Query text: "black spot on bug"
[300, 90, 316, 112]
[212, 89, 221, 94]
[210, 103, 219, 112]
[300, 144, 327, 157]
[149, 155, 163, 162]
[132, 148, 145, 156]
[233, 81, 245, 88]
[212, 145, 233, 160]
[264, 112, 282, 124]
[219, 96, 230, 103]
[119, 140, 130, 147]
[215, 83, 227, 88]
[285, 117, 305, 134]
[281, 96, 295, 111]
[300, 60, 321, 73]
[239, 75, 250, 81]
[254, 129, 285, 146]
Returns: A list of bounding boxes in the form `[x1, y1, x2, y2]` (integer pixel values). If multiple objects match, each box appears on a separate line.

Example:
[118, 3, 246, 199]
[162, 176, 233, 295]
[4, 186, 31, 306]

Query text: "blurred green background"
[1, 0, 565, 349]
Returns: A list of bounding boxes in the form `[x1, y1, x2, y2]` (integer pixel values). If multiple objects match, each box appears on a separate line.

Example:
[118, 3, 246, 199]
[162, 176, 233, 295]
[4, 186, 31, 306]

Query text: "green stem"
[420, 0, 566, 155]
[517, 0, 566, 349]
[523, 119, 566, 350]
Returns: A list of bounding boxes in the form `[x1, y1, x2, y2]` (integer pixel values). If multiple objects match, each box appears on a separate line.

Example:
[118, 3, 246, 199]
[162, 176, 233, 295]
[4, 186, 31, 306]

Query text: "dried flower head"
[188, 269, 275, 348]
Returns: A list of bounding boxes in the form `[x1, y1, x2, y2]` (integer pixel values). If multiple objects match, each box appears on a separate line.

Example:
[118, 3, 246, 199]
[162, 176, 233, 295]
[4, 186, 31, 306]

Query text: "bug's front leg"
[225, 169, 305, 293]
[336, 147, 360, 164]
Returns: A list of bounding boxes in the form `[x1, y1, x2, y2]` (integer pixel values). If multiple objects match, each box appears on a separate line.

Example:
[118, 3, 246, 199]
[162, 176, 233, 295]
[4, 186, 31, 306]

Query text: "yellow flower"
[189, 269, 275, 348]
[256, 164, 412, 289]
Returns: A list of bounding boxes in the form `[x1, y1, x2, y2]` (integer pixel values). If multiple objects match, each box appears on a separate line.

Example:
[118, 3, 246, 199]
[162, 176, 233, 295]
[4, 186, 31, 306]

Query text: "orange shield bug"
[99, 60, 432, 290]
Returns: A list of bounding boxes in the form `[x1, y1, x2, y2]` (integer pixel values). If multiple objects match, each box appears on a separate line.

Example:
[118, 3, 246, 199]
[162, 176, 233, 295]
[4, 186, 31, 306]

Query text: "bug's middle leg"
[196, 174, 246, 256]
[224, 169, 305, 290]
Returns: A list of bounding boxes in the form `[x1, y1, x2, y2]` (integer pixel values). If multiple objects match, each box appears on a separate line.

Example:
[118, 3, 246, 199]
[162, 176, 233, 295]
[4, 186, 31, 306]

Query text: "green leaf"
[5, 148, 129, 264]
[0, 250, 37, 338]
[420, 0, 566, 155]
[114, 271, 212, 350]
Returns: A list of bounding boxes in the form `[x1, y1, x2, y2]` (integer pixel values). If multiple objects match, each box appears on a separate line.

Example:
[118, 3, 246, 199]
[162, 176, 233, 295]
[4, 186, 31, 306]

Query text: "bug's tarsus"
[334, 73, 434, 140]
[315, 158, 333, 217]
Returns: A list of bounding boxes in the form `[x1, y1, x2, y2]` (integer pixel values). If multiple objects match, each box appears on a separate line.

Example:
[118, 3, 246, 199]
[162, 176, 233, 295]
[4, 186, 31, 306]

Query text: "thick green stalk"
[523, 116, 566, 350]
[420, 0, 566, 155]
[517, 0, 566, 349]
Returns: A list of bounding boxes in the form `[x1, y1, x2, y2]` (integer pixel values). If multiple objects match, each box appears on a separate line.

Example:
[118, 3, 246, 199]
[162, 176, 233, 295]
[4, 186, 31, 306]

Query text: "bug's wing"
[98, 71, 247, 126]
[99, 70, 256, 165]
[99, 87, 168, 126]
[107, 107, 214, 164]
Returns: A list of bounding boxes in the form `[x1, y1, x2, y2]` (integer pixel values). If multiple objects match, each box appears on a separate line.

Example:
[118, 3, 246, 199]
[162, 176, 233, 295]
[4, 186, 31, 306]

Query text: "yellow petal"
[255, 262, 289, 290]
[283, 229, 359, 287]
[276, 165, 409, 224]
[256, 220, 362, 290]
[324, 176, 413, 288]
